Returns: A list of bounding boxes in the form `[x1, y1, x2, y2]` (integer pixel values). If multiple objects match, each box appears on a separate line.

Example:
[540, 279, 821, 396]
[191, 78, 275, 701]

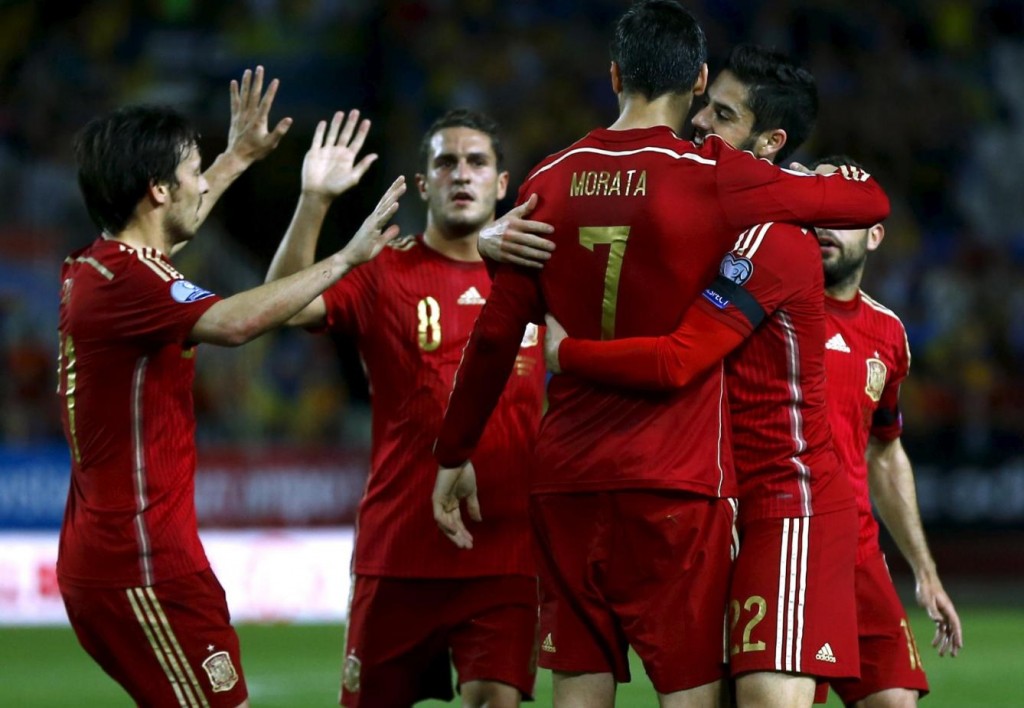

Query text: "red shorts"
[821, 550, 929, 704]
[729, 509, 859, 682]
[529, 491, 735, 694]
[340, 575, 538, 708]
[59, 568, 247, 708]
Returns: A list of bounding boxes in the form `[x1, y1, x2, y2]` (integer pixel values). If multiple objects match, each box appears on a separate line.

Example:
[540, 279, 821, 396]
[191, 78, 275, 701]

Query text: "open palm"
[303, 110, 378, 198]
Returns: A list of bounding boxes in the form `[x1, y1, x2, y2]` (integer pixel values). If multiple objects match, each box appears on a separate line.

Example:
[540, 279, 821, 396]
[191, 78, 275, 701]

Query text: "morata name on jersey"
[570, 170, 647, 197]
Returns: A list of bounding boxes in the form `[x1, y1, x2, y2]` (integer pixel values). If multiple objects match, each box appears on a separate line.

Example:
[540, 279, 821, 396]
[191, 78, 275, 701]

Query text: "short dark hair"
[724, 44, 818, 163]
[418, 108, 504, 171]
[611, 0, 707, 101]
[74, 105, 199, 235]
[808, 154, 867, 172]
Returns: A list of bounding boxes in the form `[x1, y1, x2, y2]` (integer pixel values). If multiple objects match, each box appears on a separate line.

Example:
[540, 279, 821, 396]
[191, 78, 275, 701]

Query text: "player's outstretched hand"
[477, 194, 555, 268]
[432, 462, 481, 550]
[303, 110, 378, 199]
[340, 176, 406, 268]
[918, 578, 963, 657]
[543, 313, 568, 374]
[225, 65, 293, 166]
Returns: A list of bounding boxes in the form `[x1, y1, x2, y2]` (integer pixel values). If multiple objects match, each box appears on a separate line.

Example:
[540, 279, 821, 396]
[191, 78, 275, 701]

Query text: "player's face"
[816, 226, 870, 287]
[418, 127, 509, 238]
[691, 71, 758, 153]
[164, 144, 208, 245]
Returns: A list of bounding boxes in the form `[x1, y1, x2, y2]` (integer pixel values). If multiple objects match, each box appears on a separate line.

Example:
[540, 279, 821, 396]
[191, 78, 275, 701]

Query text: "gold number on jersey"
[578, 226, 631, 339]
[900, 618, 922, 670]
[730, 595, 768, 655]
[56, 334, 82, 463]
[417, 296, 441, 352]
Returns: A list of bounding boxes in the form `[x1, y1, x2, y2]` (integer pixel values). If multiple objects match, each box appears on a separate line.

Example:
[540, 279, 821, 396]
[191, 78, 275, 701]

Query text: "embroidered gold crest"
[865, 358, 887, 402]
[342, 651, 361, 693]
[201, 651, 239, 693]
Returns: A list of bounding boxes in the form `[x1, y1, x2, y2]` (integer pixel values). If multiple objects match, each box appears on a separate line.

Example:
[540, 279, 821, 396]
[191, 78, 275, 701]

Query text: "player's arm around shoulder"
[476, 194, 555, 270]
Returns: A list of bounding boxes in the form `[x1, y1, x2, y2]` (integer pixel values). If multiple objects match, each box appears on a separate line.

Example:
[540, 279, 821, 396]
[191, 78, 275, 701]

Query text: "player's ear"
[757, 129, 787, 161]
[692, 63, 709, 96]
[609, 61, 623, 95]
[496, 170, 510, 201]
[148, 179, 170, 206]
[866, 223, 885, 252]
[415, 173, 429, 202]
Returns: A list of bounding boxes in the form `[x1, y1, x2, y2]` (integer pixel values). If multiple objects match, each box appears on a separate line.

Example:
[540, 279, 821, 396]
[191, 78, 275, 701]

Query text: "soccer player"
[814, 154, 963, 707]
[265, 109, 544, 708]
[537, 46, 861, 708]
[56, 68, 405, 708]
[431, 2, 889, 705]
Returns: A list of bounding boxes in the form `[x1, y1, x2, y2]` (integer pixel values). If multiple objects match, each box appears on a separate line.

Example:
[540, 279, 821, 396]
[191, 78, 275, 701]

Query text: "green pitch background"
[1, 607, 1019, 706]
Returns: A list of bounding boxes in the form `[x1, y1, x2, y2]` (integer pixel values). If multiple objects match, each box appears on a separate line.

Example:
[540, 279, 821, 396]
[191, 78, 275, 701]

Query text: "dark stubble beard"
[823, 249, 867, 290]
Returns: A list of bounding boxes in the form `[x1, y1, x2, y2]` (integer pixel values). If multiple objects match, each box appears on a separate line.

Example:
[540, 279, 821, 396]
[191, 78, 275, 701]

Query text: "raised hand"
[432, 461, 481, 549]
[340, 175, 406, 268]
[225, 65, 293, 166]
[303, 110, 378, 199]
[477, 194, 556, 268]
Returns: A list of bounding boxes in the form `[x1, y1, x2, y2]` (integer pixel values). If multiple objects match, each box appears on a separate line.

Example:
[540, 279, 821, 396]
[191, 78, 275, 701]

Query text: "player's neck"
[825, 279, 862, 302]
[609, 93, 691, 134]
[110, 219, 174, 256]
[422, 227, 482, 263]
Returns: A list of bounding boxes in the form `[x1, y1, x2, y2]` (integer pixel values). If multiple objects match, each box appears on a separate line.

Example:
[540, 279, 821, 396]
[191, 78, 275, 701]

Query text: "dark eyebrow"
[710, 100, 737, 119]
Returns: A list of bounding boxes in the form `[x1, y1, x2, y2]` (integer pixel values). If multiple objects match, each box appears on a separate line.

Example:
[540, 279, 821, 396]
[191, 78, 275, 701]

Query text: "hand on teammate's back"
[476, 194, 556, 268]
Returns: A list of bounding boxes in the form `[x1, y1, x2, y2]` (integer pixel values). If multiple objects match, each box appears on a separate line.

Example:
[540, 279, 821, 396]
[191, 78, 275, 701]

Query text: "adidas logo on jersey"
[815, 643, 837, 663]
[825, 333, 851, 353]
[458, 287, 486, 305]
[541, 633, 557, 653]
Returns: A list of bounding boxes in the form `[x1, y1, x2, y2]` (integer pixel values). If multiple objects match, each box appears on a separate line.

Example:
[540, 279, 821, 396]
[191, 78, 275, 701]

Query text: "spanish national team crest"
[865, 358, 887, 402]
[202, 650, 239, 692]
[342, 651, 361, 693]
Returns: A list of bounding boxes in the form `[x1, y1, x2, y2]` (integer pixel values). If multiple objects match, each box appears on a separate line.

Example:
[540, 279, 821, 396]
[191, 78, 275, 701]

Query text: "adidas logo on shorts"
[815, 642, 837, 663]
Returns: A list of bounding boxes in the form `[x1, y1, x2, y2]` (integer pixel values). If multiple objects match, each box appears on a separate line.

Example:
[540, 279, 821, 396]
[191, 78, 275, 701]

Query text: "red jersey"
[321, 235, 543, 579]
[702, 224, 854, 521]
[56, 238, 221, 588]
[824, 291, 909, 561]
[435, 128, 890, 497]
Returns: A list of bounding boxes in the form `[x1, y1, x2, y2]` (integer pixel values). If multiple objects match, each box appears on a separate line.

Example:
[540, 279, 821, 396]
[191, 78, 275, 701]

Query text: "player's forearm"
[868, 437, 939, 581]
[265, 193, 334, 282]
[560, 304, 744, 390]
[193, 254, 346, 346]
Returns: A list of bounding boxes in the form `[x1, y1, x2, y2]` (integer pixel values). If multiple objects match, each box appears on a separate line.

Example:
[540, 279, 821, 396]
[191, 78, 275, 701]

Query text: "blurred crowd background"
[0, 1, 1021, 487]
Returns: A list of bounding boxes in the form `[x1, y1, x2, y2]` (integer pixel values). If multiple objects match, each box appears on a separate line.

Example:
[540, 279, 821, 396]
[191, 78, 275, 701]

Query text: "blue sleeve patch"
[170, 279, 216, 303]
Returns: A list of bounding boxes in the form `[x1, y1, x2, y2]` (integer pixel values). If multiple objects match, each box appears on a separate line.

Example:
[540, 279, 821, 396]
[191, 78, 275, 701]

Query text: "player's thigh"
[736, 670, 816, 708]
[829, 553, 928, 705]
[607, 491, 736, 694]
[60, 569, 247, 708]
[341, 576, 454, 707]
[529, 493, 631, 682]
[448, 575, 539, 700]
[729, 510, 859, 682]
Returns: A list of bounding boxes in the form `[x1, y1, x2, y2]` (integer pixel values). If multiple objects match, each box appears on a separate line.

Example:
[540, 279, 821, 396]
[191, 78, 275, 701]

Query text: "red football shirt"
[56, 238, 221, 588]
[435, 128, 890, 498]
[824, 291, 909, 561]
[700, 224, 854, 521]
[555, 224, 855, 521]
[321, 235, 544, 578]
